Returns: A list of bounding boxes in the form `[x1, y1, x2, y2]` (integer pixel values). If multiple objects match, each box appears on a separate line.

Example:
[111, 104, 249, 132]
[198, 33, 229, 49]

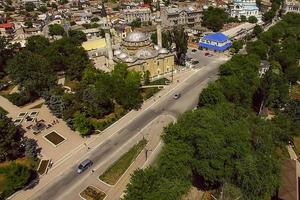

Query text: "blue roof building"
[199, 33, 232, 52]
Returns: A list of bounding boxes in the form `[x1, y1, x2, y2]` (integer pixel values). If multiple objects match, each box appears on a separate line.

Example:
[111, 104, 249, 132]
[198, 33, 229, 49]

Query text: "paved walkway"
[287, 145, 298, 160]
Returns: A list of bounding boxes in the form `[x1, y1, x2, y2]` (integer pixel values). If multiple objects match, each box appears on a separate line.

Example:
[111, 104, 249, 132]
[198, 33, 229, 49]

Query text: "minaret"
[102, 22, 113, 64]
[156, 12, 162, 48]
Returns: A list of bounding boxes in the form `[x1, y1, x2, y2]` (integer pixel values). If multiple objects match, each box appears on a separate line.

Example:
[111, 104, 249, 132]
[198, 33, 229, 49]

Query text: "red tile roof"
[0, 23, 14, 29]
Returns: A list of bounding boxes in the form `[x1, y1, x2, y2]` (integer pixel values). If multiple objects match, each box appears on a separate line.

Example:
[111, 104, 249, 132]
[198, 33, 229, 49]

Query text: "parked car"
[192, 60, 199, 65]
[191, 49, 197, 53]
[204, 52, 210, 56]
[77, 159, 93, 174]
[173, 93, 181, 99]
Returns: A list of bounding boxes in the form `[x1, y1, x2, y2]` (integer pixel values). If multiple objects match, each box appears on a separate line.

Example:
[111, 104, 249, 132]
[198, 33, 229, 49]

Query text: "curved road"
[31, 58, 227, 200]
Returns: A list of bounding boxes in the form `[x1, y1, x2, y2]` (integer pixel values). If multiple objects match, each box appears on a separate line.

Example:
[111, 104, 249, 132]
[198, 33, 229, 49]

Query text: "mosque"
[103, 18, 175, 79]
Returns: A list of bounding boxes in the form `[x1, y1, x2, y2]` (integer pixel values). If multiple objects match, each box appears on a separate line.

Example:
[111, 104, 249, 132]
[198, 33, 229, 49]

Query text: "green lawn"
[0, 107, 7, 115]
[99, 139, 147, 185]
[30, 103, 44, 109]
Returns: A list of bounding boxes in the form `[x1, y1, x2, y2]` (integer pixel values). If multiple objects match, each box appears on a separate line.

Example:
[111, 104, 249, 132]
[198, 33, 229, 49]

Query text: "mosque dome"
[118, 52, 128, 59]
[124, 56, 136, 63]
[154, 45, 160, 50]
[124, 32, 149, 43]
[159, 48, 169, 54]
[114, 49, 122, 56]
[136, 48, 158, 59]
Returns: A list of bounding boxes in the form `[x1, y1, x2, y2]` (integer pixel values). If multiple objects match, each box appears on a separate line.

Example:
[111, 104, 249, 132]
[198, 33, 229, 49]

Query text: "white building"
[284, 0, 300, 14]
[230, 0, 261, 21]
[122, 8, 151, 23]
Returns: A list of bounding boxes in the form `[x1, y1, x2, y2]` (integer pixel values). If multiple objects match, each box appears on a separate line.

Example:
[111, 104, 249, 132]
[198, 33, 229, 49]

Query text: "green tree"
[68, 30, 87, 44]
[240, 15, 247, 22]
[26, 35, 50, 53]
[172, 26, 188, 65]
[73, 112, 92, 136]
[130, 18, 142, 28]
[261, 61, 289, 108]
[112, 63, 143, 110]
[0, 115, 22, 161]
[6, 50, 56, 96]
[91, 17, 99, 22]
[252, 24, 263, 36]
[0, 162, 32, 197]
[38, 6, 48, 13]
[49, 24, 65, 36]
[198, 82, 225, 107]
[202, 7, 229, 31]
[248, 16, 258, 23]
[263, 10, 276, 22]
[231, 40, 244, 54]
[24, 20, 33, 28]
[25, 2, 35, 12]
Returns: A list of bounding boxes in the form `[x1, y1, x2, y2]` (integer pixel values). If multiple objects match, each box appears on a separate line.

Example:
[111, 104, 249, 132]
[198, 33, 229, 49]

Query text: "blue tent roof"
[203, 33, 229, 43]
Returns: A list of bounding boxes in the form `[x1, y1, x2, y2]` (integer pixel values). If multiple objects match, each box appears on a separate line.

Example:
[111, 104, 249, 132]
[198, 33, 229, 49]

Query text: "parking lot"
[186, 48, 228, 69]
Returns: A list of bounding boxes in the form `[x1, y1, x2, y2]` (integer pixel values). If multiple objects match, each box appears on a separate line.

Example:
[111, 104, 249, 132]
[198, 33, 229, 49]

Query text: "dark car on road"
[173, 93, 181, 99]
[77, 159, 93, 174]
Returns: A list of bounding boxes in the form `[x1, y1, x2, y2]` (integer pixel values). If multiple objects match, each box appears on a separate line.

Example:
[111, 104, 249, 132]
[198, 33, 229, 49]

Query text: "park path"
[287, 145, 298, 160]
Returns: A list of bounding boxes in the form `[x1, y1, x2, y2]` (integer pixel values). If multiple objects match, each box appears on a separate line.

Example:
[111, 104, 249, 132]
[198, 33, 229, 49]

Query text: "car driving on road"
[77, 159, 93, 174]
[173, 93, 181, 99]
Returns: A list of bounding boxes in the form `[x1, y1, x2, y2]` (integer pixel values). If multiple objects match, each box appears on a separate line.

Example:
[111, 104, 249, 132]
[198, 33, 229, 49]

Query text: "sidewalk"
[10, 69, 196, 200]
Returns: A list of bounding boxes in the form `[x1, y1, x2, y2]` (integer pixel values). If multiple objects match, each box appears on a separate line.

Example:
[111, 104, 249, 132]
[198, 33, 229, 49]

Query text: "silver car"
[77, 159, 93, 174]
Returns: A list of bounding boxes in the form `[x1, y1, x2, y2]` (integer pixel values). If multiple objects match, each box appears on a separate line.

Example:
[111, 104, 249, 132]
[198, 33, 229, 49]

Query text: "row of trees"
[123, 13, 300, 200]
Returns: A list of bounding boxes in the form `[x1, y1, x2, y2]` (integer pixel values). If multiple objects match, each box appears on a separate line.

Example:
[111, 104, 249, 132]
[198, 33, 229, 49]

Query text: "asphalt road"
[32, 57, 227, 200]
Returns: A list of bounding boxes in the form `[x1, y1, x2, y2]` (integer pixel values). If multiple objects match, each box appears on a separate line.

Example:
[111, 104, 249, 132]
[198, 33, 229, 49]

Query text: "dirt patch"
[80, 186, 106, 200]
[44, 131, 66, 146]
[37, 160, 49, 175]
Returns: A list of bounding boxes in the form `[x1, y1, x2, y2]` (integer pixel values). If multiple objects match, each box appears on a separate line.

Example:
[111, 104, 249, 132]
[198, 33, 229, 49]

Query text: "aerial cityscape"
[0, 0, 299, 199]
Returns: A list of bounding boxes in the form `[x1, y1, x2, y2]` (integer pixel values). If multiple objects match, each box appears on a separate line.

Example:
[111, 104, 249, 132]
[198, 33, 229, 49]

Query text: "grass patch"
[80, 186, 106, 200]
[293, 136, 300, 156]
[90, 104, 126, 131]
[149, 77, 169, 85]
[30, 103, 44, 109]
[99, 139, 147, 185]
[0, 107, 7, 115]
[290, 84, 300, 100]
[0, 174, 5, 193]
[64, 78, 79, 90]
[44, 131, 65, 146]
[0, 84, 15, 97]
[37, 160, 49, 175]
[141, 87, 161, 100]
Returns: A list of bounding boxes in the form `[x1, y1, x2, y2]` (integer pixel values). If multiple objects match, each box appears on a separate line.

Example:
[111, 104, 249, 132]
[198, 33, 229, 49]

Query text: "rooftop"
[203, 32, 229, 42]
[0, 23, 14, 29]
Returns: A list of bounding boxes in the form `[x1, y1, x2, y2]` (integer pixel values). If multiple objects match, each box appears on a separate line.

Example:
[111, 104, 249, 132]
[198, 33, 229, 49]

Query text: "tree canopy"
[202, 7, 229, 31]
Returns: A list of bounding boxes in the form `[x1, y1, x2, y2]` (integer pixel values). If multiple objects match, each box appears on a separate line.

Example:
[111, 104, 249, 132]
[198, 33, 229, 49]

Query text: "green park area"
[99, 139, 147, 185]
